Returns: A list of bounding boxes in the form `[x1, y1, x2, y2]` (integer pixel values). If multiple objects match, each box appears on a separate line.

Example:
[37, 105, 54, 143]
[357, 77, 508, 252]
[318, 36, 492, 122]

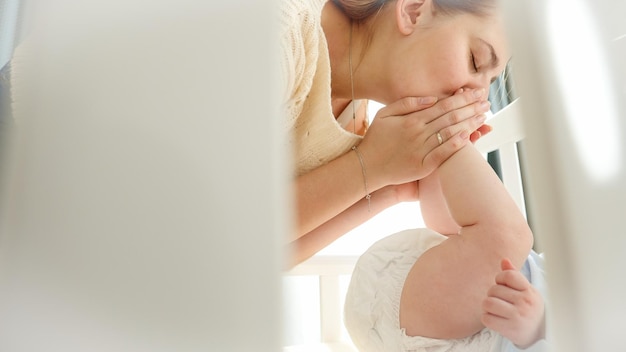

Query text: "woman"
[281, 0, 508, 267]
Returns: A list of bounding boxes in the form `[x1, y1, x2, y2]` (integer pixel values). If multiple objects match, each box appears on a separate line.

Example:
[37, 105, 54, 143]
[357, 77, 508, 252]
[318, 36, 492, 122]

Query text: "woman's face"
[378, 8, 509, 103]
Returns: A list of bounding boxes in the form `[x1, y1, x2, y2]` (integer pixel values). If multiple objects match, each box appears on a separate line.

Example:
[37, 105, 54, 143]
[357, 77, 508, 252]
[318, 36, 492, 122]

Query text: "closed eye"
[470, 52, 478, 72]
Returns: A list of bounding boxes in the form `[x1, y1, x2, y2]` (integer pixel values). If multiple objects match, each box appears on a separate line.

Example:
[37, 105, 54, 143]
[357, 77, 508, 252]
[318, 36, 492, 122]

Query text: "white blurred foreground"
[0, 1, 286, 351]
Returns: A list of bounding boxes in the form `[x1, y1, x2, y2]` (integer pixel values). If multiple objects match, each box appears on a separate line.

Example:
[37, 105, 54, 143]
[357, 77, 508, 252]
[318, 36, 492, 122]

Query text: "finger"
[477, 124, 493, 135]
[482, 296, 516, 319]
[495, 270, 530, 291]
[425, 88, 488, 123]
[469, 130, 481, 143]
[501, 258, 516, 271]
[470, 124, 492, 143]
[487, 284, 523, 305]
[432, 109, 488, 144]
[422, 129, 470, 168]
[481, 311, 511, 327]
[375, 96, 438, 119]
[481, 312, 514, 335]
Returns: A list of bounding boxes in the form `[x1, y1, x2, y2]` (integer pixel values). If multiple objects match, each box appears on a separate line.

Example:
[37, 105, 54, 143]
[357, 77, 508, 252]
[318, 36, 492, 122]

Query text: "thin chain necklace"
[349, 20, 356, 134]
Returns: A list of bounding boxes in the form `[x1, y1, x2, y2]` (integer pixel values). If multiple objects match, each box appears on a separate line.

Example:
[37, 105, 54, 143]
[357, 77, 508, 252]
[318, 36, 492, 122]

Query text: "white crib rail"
[285, 256, 358, 350]
[475, 98, 525, 154]
[287, 255, 358, 277]
[475, 99, 527, 217]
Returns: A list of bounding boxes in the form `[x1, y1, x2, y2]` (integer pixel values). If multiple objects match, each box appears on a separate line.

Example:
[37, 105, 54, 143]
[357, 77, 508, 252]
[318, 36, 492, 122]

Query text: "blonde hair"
[331, 0, 496, 22]
[330, 0, 387, 21]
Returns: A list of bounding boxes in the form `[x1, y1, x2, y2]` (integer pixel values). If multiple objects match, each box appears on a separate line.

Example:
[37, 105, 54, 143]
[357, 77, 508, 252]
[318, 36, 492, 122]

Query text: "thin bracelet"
[352, 145, 371, 212]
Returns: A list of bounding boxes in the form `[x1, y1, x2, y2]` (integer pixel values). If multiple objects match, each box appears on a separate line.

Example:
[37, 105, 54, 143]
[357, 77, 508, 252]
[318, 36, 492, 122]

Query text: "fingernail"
[477, 114, 487, 123]
[460, 130, 469, 140]
[480, 101, 491, 111]
[473, 88, 485, 98]
[419, 96, 438, 105]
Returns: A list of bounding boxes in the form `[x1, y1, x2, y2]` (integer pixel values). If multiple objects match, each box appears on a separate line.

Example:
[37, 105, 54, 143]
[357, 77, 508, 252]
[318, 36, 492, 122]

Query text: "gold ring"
[436, 132, 443, 145]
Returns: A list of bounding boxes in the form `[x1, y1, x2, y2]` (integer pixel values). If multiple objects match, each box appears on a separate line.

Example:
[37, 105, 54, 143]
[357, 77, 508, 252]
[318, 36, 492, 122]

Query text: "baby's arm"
[482, 258, 546, 349]
[399, 143, 533, 339]
[418, 89, 492, 236]
[418, 169, 459, 235]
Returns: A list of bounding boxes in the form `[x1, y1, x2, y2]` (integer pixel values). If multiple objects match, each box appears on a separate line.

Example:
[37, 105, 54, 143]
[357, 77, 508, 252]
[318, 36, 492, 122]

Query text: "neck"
[321, 1, 360, 100]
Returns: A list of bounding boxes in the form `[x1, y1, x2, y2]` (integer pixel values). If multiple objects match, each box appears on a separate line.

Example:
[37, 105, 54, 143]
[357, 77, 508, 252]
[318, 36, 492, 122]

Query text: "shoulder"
[278, 0, 325, 65]
[279, 0, 326, 127]
[279, 0, 324, 45]
[279, 0, 325, 28]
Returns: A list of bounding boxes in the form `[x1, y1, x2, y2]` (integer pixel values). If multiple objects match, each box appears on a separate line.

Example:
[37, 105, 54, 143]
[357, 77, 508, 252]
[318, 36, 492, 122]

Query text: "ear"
[395, 0, 428, 35]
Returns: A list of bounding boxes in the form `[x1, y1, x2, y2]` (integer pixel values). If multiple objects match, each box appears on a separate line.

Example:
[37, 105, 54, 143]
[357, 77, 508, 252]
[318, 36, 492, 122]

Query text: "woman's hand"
[458, 87, 492, 143]
[356, 88, 491, 191]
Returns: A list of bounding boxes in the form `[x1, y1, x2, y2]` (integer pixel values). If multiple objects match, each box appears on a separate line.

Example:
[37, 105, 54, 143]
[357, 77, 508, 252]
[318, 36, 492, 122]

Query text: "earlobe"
[395, 0, 427, 35]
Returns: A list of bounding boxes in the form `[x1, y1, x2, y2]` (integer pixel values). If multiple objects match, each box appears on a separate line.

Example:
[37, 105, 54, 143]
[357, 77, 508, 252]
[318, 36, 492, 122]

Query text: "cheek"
[388, 48, 471, 99]
[440, 72, 470, 96]
[420, 60, 469, 98]
[434, 55, 471, 94]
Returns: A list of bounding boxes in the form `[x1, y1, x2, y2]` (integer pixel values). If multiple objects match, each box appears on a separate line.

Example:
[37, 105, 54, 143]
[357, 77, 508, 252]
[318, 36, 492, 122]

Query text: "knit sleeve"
[279, 0, 319, 132]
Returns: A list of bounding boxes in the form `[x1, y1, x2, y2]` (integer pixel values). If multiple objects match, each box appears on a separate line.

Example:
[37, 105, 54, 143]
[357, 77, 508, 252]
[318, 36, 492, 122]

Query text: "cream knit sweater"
[280, 0, 362, 176]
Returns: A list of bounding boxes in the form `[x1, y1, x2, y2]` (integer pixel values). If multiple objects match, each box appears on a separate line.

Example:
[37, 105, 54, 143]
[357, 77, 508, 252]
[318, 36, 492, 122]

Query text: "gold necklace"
[349, 20, 356, 134]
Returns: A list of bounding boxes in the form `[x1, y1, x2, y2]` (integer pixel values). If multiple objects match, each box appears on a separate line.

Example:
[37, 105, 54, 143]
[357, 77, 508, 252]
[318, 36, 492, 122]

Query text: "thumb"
[500, 258, 516, 271]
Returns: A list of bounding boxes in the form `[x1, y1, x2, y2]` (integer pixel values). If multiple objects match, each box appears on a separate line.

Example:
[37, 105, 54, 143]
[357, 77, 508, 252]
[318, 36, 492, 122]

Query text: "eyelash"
[470, 53, 478, 72]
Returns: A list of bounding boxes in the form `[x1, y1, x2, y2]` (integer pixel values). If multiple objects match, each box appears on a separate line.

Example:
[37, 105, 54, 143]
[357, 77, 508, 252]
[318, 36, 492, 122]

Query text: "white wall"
[503, 1, 626, 351]
[0, 1, 285, 351]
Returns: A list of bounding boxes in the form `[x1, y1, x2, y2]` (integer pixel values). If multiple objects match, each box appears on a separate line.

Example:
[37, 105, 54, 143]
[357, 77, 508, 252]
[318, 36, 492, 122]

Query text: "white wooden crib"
[283, 99, 527, 352]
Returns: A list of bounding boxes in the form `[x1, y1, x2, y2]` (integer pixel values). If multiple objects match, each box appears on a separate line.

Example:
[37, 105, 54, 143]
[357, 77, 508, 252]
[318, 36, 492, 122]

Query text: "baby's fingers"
[495, 269, 530, 291]
[482, 296, 515, 320]
[481, 309, 514, 338]
[501, 258, 516, 271]
[470, 124, 492, 143]
[487, 284, 523, 305]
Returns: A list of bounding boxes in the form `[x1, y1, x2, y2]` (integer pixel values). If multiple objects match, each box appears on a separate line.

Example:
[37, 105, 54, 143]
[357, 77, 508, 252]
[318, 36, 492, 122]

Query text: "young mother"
[281, 0, 508, 267]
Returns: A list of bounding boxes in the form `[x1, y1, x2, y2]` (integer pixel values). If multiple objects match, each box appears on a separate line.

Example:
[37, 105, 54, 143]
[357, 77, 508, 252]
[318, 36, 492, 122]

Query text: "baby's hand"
[470, 124, 492, 143]
[481, 258, 545, 348]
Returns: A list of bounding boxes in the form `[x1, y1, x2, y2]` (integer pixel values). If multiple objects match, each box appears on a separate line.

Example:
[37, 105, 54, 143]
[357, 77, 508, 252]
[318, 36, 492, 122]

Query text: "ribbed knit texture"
[279, 0, 362, 176]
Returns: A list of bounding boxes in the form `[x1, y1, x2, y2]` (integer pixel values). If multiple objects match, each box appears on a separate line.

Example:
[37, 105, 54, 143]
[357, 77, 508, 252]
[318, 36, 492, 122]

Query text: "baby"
[344, 101, 548, 351]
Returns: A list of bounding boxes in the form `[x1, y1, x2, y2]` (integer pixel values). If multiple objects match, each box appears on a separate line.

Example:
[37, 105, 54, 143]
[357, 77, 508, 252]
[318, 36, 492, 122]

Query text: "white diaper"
[344, 228, 499, 352]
